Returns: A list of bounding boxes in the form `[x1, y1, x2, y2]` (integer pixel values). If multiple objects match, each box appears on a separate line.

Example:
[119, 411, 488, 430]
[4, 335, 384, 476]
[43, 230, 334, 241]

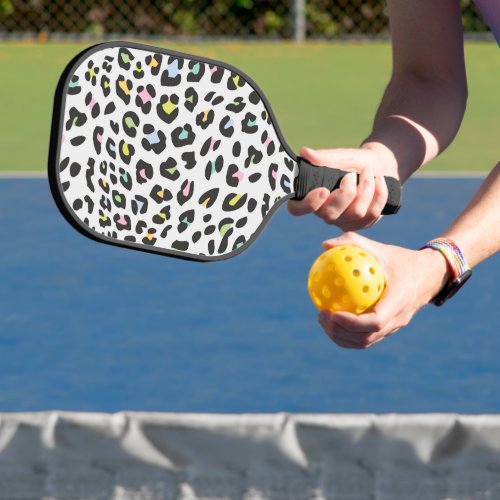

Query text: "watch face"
[432, 269, 472, 306]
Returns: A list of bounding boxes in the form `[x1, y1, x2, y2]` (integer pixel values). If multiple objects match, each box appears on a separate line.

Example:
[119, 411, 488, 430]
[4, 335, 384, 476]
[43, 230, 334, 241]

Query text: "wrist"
[360, 141, 399, 178]
[420, 238, 472, 306]
[417, 248, 453, 304]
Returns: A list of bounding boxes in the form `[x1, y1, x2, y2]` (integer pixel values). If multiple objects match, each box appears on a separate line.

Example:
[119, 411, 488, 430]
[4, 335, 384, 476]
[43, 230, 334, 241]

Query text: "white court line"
[0, 170, 489, 179]
[414, 170, 487, 178]
[0, 171, 47, 178]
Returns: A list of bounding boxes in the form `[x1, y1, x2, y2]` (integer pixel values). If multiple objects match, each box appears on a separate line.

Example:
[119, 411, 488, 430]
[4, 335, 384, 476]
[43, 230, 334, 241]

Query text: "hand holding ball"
[308, 245, 385, 314]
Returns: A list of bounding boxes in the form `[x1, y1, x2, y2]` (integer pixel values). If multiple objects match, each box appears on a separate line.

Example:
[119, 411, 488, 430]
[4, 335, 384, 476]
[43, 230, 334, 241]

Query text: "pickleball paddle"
[48, 41, 401, 262]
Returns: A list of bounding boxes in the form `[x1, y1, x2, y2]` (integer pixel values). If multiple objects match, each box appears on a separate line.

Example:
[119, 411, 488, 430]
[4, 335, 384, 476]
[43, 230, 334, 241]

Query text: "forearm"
[362, 73, 467, 183]
[361, 0, 467, 183]
[441, 162, 500, 267]
[418, 162, 500, 303]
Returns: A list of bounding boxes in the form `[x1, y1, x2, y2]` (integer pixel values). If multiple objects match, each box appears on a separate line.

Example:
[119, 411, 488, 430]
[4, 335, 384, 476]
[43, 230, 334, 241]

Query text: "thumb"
[299, 147, 364, 170]
[322, 231, 368, 250]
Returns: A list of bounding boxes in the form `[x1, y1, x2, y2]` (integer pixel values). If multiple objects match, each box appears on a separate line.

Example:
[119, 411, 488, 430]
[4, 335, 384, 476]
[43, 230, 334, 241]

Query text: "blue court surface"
[0, 176, 498, 413]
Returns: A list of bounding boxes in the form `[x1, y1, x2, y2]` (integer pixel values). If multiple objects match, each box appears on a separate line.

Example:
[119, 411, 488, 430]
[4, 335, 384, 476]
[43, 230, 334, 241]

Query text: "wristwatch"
[421, 238, 472, 306]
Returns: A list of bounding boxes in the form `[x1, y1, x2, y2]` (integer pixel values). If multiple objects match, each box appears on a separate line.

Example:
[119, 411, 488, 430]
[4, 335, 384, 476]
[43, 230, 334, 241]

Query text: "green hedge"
[0, 0, 490, 37]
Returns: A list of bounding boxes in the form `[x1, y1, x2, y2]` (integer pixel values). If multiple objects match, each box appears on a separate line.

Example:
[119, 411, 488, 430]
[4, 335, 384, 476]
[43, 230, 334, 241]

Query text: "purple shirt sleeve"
[473, 0, 500, 45]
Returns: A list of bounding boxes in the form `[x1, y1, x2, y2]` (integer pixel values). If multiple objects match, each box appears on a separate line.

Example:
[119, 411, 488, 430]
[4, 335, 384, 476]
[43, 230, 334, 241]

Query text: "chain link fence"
[0, 0, 491, 40]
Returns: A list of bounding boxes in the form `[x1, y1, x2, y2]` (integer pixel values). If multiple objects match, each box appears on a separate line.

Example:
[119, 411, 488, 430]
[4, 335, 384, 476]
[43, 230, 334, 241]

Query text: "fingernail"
[319, 189, 329, 201]
[341, 173, 354, 186]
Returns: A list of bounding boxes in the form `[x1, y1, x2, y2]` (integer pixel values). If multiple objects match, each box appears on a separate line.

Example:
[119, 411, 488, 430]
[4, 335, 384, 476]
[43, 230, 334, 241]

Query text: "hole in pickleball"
[344, 256, 352, 262]
[313, 271, 321, 282]
[313, 294, 322, 307]
[362, 285, 369, 293]
[378, 284, 382, 291]
[334, 277, 344, 287]
[322, 286, 332, 299]
[369, 267, 376, 275]
[356, 306, 365, 314]
[359, 251, 366, 257]
[342, 295, 351, 304]
[352, 269, 360, 277]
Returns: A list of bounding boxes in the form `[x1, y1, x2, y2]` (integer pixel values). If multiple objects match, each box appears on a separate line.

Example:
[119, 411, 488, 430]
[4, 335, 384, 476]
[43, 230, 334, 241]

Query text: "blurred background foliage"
[0, 0, 490, 39]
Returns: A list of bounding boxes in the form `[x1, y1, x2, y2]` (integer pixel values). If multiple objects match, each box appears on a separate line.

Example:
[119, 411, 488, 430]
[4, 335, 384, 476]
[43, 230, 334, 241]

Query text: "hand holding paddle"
[49, 41, 402, 261]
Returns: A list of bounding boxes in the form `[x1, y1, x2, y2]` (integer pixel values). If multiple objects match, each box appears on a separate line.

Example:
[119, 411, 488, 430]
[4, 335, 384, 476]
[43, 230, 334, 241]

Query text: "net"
[1, 412, 500, 499]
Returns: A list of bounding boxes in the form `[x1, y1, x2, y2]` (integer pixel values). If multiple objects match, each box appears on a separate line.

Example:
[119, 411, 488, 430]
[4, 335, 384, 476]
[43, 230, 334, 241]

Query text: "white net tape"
[0, 412, 500, 499]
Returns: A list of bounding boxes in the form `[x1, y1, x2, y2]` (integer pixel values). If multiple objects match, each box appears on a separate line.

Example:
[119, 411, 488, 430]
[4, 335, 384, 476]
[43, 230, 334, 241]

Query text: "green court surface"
[0, 41, 497, 173]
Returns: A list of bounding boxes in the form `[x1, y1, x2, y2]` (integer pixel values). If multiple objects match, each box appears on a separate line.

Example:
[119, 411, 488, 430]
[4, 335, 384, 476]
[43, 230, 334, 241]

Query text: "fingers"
[314, 172, 358, 223]
[288, 187, 330, 216]
[367, 175, 389, 220]
[322, 231, 376, 253]
[330, 167, 386, 231]
[299, 146, 363, 169]
[288, 147, 389, 230]
[318, 307, 398, 350]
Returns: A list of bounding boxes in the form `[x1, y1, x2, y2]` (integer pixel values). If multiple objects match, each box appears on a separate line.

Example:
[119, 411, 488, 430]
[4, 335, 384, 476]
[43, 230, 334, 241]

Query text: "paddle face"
[49, 41, 298, 261]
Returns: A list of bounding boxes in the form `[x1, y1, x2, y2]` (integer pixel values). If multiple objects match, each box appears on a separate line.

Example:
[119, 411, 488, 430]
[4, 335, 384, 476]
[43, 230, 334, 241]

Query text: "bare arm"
[289, 0, 468, 226]
[441, 162, 500, 268]
[363, 0, 468, 181]
[318, 162, 500, 349]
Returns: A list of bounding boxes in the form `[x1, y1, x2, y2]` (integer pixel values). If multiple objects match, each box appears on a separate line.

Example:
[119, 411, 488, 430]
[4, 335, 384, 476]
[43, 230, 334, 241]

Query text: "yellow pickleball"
[308, 245, 385, 314]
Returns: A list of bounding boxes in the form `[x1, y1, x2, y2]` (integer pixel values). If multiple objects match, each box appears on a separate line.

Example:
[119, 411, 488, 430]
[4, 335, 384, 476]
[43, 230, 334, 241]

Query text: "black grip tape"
[292, 157, 402, 215]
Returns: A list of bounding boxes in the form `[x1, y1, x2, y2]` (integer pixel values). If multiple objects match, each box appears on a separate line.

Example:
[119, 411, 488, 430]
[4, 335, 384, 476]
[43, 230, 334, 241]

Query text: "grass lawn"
[0, 40, 497, 172]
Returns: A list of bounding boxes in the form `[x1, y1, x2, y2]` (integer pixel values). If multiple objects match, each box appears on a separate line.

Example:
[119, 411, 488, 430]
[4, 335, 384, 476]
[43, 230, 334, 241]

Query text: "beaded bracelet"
[421, 238, 470, 278]
[420, 237, 472, 306]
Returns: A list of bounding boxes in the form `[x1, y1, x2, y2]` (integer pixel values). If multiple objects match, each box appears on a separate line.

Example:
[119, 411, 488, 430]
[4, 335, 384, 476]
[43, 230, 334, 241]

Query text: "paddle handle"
[292, 157, 402, 215]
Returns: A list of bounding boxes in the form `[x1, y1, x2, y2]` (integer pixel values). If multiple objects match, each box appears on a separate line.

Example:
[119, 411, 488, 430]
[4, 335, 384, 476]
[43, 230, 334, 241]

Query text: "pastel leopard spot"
[142, 124, 166, 154]
[135, 159, 153, 184]
[198, 188, 219, 209]
[177, 209, 194, 233]
[153, 205, 171, 224]
[157, 93, 179, 124]
[150, 184, 173, 204]
[145, 54, 162, 75]
[131, 195, 148, 215]
[123, 111, 140, 138]
[93, 126, 104, 154]
[222, 193, 248, 212]
[68, 75, 81, 95]
[177, 179, 194, 206]
[219, 115, 234, 138]
[100, 75, 111, 97]
[196, 109, 214, 129]
[136, 84, 156, 114]
[171, 124, 194, 147]
[242, 112, 258, 134]
[85, 92, 100, 119]
[114, 213, 131, 230]
[187, 60, 205, 82]
[116, 75, 132, 104]
[161, 57, 183, 86]
[119, 140, 135, 165]
[160, 157, 180, 181]
[184, 87, 198, 112]
[118, 48, 134, 70]
[268, 163, 278, 191]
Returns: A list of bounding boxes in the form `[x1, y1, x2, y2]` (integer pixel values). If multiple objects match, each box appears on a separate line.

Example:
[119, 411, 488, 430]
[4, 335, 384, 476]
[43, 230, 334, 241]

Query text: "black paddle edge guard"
[293, 157, 402, 215]
[48, 41, 297, 262]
